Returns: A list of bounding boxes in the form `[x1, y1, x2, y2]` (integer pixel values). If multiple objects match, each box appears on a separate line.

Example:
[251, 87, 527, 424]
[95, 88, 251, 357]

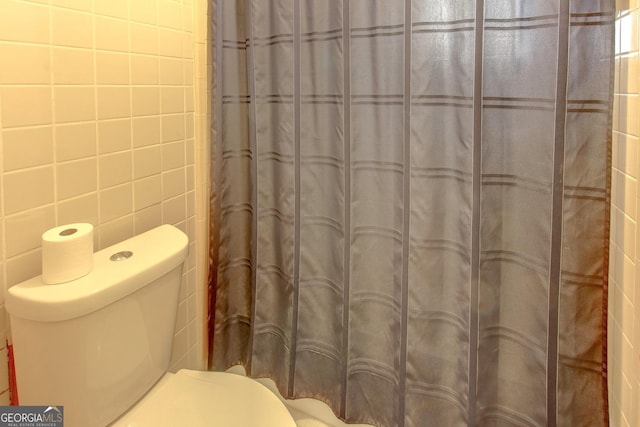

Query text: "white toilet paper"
[41, 223, 94, 285]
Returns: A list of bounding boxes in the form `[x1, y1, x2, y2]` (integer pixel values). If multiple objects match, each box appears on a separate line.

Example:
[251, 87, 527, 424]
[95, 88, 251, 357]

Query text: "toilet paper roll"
[41, 223, 94, 285]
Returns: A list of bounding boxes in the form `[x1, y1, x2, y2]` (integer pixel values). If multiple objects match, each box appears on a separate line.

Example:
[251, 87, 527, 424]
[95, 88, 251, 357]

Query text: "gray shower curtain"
[209, 1, 614, 426]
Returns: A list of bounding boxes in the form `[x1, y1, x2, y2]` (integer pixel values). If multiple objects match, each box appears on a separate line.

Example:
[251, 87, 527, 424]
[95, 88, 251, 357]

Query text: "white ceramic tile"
[612, 200, 621, 246]
[99, 215, 134, 249]
[622, 334, 635, 383]
[158, 0, 182, 30]
[614, 169, 623, 209]
[622, 213, 637, 259]
[195, 79, 208, 113]
[622, 252, 637, 302]
[194, 6, 208, 45]
[182, 32, 194, 60]
[162, 140, 185, 171]
[187, 338, 201, 370]
[0, 43, 50, 84]
[134, 175, 162, 211]
[175, 300, 188, 331]
[159, 57, 184, 85]
[185, 113, 195, 139]
[56, 158, 97, 200]
[186, 138, 195, 165]
[0, 86, 52, 128]
[620, 54, 640, 95]
[624, 174, 638, 220]
[614, 93, 621, 133]
[53, 86, 96, 123]
[614, 131, 621, 170]
[161, 87, 185, 114]
[95, 15, 129, 52]
[186, 189, 195, 217]
[617, 132, 640, 179]
[95, 51, 130, 85]
[51, 7, 93, 48]
[185, 86, 195, 112]
[612, 44, 640, 416]
[620, 94, 640, 137]
[3, 166, 54, 214]
[634, 382, 640, 427]
[183, 5, 194, 33]
[161, 113, 185, 142]
[621, 372, 634, 425]
[99, 183, 133, 222]
[0, 1, 49, 44]
[158, 28, 183, 58]
[55, 122, 97, 162]
[94, 0, 129, 19]
[132, 87, 161, 117]
[170, 326, 188, 363]
[2, 126, 53, 171]
[185, 164, 194, 193]
[162, 169, 185, 199]
[634, 275, 640, 381]
[184, 61, 194, 87]
[97, 119, 132, 154]
[194, 43, 207, 77]
[616, 245, 625, 287]
[52, 47, 94, 85]
[97, 87, 131, 120]
[129, 0, 158, 26]
[619, 12, 639, 55]
[131, 55, 160, 85]
[130, 23, 158, 55]
[616, 283, 635, 342]
[612, 320, 625, 398]
[187, 292, 197, 323]
[178, 270, 188, 304]
[50, 0, 91, 11]
[4, 206, 55, 258]
[185, 229, 196, 269]
[57, 193, 99, 226]
[99, 152, 132, 189]
[133, 145, 162, 179]
[162, 195, 186, 224]
[132, 116, 161, 147]
[5, 249, 41, 287]
[133, 204, 163, 233]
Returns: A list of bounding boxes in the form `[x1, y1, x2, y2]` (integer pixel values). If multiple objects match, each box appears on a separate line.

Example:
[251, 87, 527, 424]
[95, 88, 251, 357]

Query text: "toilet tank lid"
[6, 224, 189, 322]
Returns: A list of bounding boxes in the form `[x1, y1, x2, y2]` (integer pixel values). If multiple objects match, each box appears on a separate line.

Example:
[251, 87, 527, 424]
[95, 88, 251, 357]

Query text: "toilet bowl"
[6, 224, 296, 427]
[111, 369, 295, 427]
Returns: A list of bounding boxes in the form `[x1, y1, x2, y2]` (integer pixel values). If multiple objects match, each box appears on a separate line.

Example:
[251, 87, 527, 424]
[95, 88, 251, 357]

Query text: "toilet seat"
[110, 369, 297, 427]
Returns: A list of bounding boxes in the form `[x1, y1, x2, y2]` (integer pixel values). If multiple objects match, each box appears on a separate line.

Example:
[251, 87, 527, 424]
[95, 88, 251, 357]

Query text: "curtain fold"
[209, 1, 614, 426]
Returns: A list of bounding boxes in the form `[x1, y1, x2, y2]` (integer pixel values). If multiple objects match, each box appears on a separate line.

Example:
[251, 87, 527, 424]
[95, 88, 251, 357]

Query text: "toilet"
[6, 224, 296, 427]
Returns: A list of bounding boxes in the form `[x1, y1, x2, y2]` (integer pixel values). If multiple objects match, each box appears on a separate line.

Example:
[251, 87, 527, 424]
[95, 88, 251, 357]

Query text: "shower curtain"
[209, 1, 614, 426]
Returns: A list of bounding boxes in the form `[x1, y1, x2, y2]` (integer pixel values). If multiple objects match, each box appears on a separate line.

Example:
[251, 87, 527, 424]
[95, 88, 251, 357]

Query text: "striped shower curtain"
[209, 1, 614, 426]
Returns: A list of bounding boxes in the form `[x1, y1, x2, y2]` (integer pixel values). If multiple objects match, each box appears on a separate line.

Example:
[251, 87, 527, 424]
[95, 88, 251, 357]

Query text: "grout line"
[48, 1, 58, 229]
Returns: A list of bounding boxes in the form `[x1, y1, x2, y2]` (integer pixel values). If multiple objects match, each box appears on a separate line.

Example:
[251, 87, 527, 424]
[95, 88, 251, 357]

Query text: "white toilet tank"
[6, 224, 189, 427]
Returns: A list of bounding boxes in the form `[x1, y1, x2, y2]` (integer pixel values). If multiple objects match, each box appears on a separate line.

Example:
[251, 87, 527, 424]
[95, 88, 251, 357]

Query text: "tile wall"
[611, 1, 640, 425]
[0, 0, 210, 403]
[5, 0, 635, 422]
